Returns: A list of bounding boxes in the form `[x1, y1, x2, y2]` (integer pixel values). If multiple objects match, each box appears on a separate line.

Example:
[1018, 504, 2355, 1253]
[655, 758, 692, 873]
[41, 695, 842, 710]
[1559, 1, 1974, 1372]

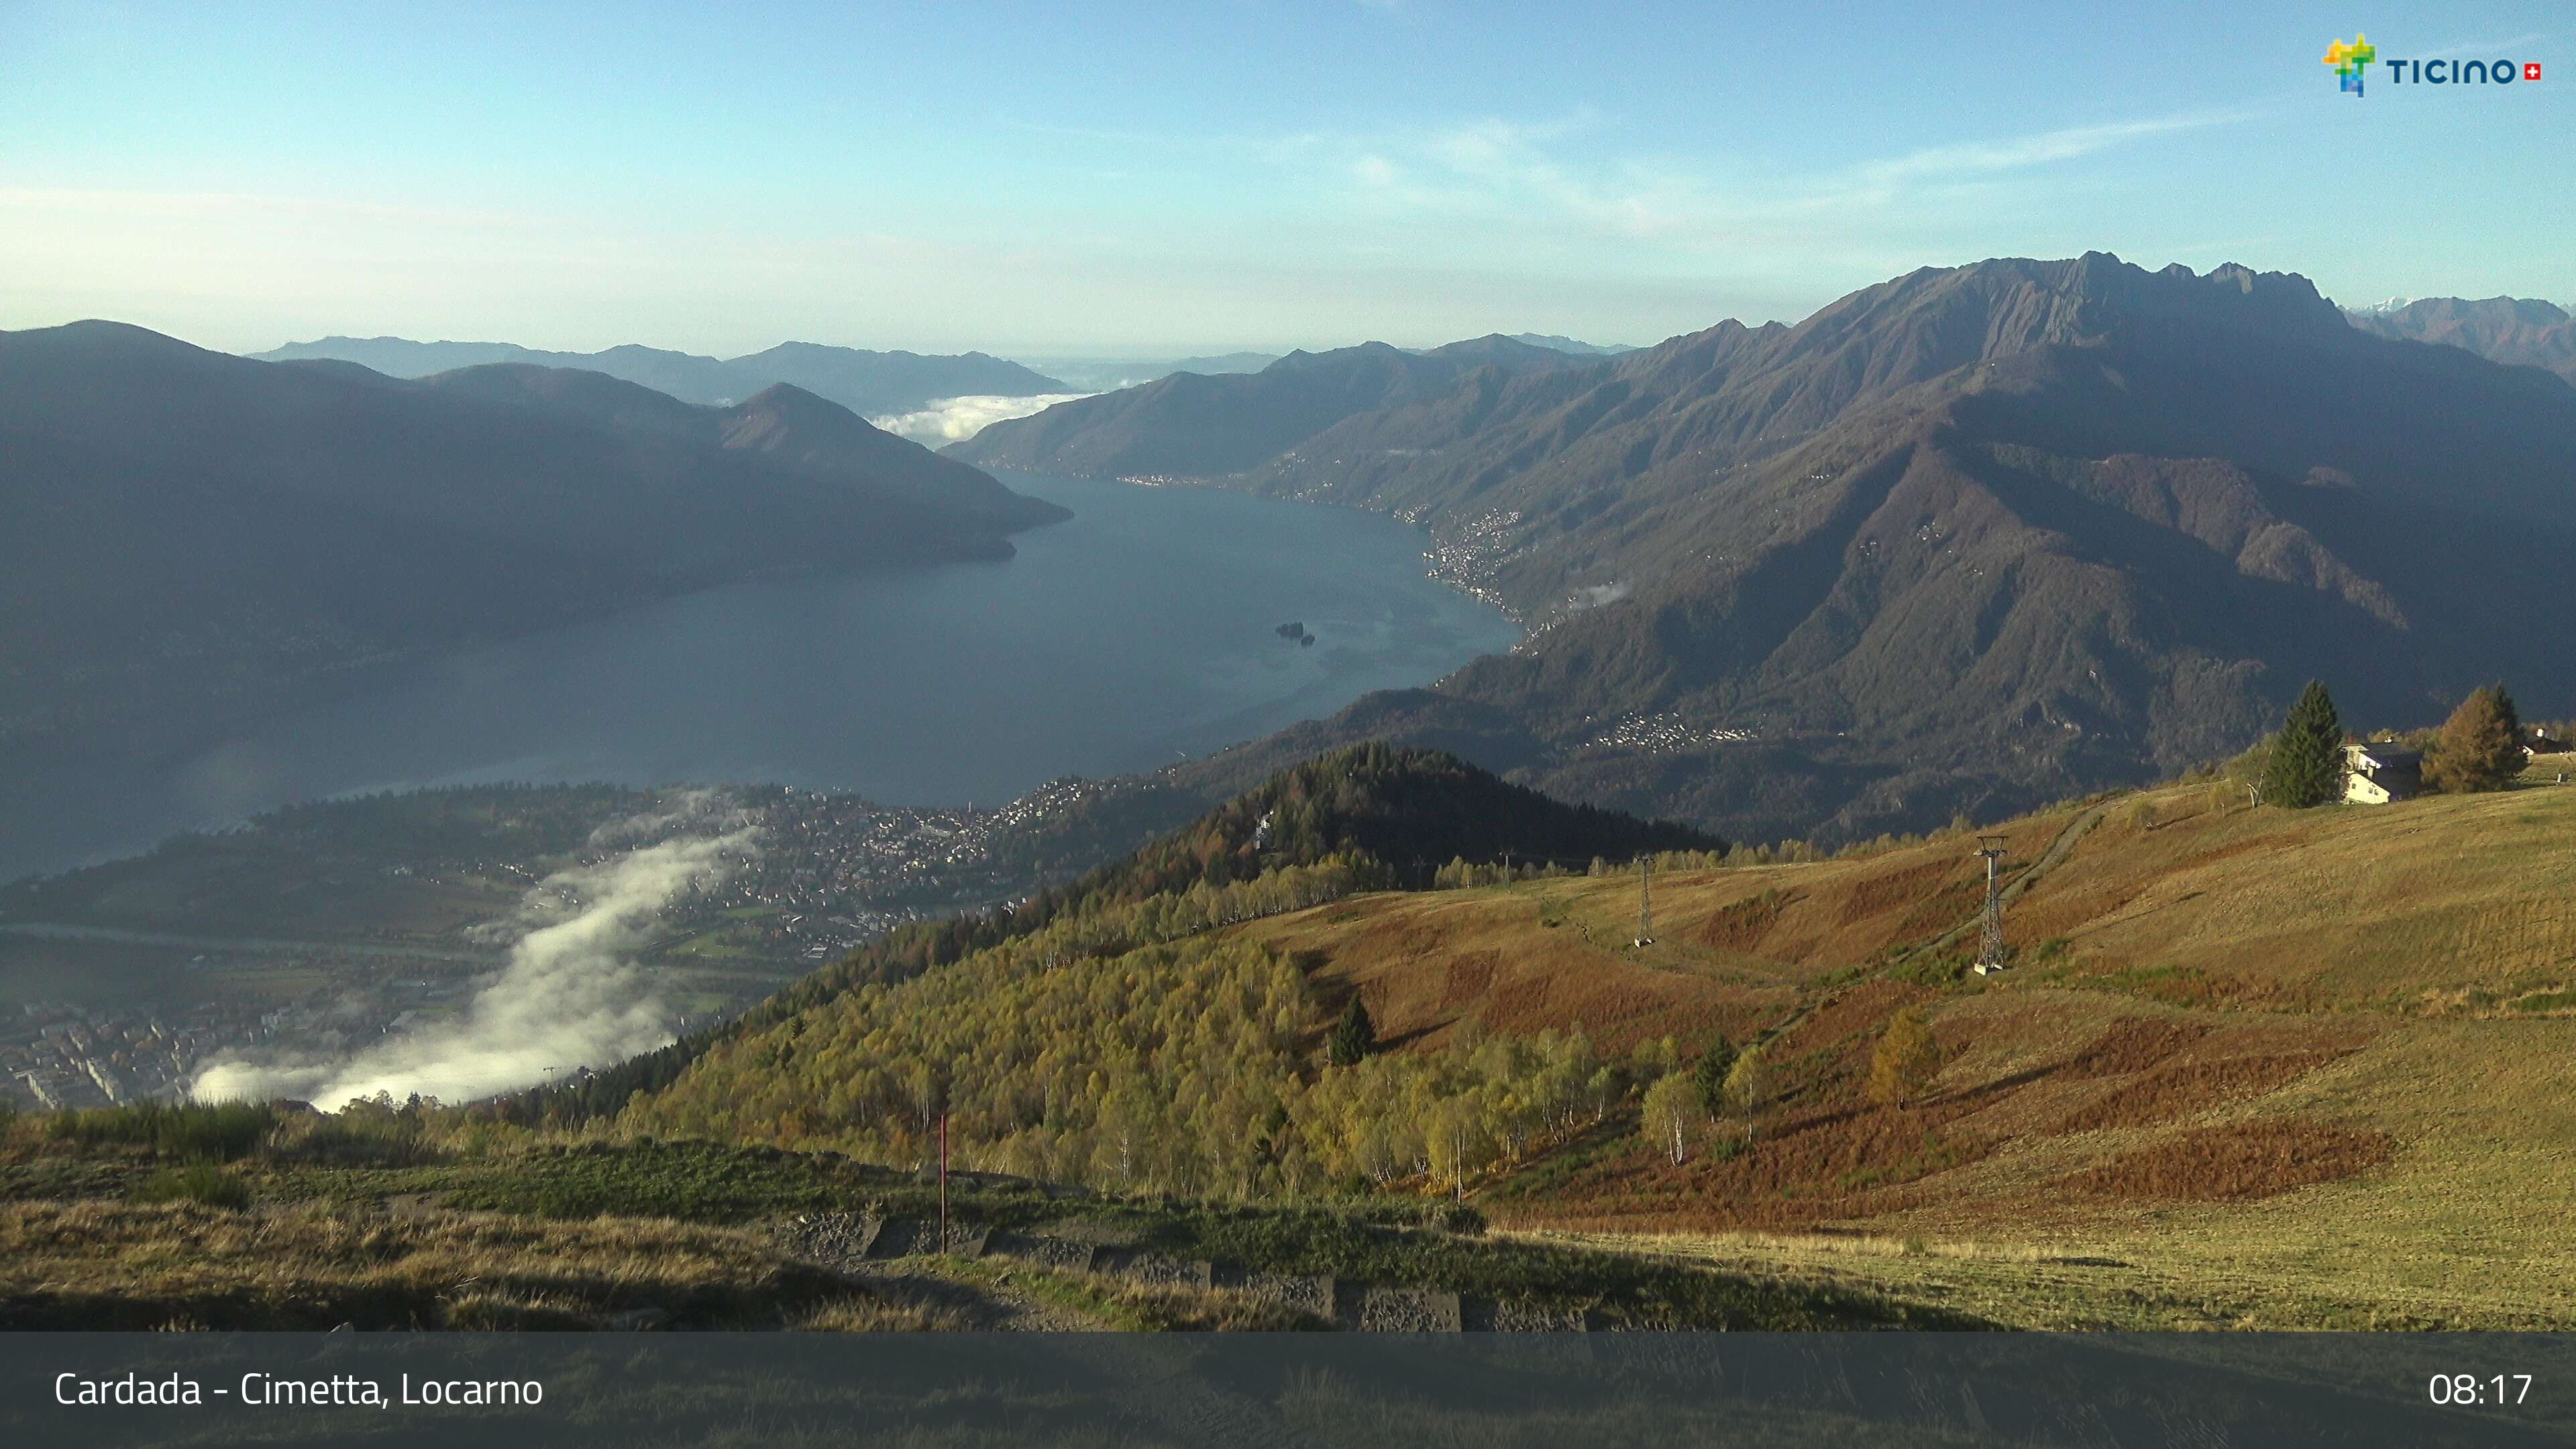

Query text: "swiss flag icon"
[2526, 62, 2542, 80]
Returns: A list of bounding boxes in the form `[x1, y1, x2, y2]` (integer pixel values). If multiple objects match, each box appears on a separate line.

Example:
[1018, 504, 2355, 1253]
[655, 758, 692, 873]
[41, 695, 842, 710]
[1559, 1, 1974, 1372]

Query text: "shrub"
[1428, 1202, 1487, 1235]
[266, 1110, 442, 1167]
[132, 1163, 253, 1210]
[49, 1102, 273, 1163]
[1892, 951, 1971, 987]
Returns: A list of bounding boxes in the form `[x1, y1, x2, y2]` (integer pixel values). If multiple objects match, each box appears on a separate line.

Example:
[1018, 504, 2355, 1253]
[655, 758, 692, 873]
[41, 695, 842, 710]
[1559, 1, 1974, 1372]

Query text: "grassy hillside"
[1, 1113, 1963, 1331]
[512, 745, 1714, 1124]
[1220, 764, 2576, 1326]
[17, 761, 2575, 1330]
[621, 754, 2576, 1328]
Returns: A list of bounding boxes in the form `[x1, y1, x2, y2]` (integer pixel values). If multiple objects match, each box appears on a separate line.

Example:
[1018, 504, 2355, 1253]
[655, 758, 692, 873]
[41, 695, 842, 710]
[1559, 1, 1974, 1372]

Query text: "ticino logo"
[2324, 34, 2541, 96]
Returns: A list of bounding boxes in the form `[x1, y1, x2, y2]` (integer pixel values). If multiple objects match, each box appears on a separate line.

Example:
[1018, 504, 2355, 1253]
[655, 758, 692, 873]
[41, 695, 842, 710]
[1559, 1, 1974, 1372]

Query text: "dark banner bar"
[5, 1332, 2573, 1448]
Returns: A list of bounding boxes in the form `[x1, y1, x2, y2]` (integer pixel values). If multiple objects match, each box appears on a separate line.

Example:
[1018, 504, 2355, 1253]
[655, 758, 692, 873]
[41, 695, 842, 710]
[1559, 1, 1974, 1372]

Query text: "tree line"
[500, 743, 1713, 1127]
[623, 900, 1690, 1201]
[2251, 680, 2536, 808]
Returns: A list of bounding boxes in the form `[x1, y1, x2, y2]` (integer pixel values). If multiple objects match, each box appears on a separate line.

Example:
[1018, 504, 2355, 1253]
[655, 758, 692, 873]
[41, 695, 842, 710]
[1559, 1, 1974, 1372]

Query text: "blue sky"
[3, 1, 2568, 356]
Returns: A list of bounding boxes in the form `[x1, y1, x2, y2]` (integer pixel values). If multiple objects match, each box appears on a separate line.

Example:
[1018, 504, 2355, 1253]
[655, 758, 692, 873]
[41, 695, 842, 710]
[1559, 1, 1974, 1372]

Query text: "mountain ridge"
[950, 333, 1600, 480]
[252, 334, 1069, 419]
[965, 253, 2576, 845]
[2345, 294, 2576, 383]
[1, 321, 1067, 767]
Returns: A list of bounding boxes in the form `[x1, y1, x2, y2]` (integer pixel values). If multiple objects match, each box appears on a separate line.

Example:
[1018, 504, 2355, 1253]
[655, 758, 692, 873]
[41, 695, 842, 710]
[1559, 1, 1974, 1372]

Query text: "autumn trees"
[1640, 1073, 1704, 1165]
[2251, 677, 2536, 806]
[625, 863, 1677, 1203]
[1720, 1046, 1772, 1140]
[2426, 684, 2523, 794]
[1868, 1008, 1942, 1106]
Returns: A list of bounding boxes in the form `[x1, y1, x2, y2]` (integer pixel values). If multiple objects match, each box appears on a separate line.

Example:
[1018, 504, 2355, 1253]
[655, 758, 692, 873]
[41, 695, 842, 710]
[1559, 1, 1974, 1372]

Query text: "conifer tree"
[2426, 684, 2523, 794]
[2261, 680, 2345, 808]
[1692, 1037, 1736, 1118]
[1327, 995, 1377, 1067]
[1868, 1008, 1942, 1106]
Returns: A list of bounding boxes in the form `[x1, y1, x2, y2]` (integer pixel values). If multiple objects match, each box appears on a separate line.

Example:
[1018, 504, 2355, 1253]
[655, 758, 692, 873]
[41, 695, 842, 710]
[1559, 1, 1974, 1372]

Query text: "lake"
[1, 472, 1519, 881]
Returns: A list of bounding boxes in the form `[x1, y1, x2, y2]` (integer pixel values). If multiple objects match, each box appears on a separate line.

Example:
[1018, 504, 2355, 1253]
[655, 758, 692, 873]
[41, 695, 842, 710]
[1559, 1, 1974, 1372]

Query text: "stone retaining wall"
[783, 1213, 1595, 1332]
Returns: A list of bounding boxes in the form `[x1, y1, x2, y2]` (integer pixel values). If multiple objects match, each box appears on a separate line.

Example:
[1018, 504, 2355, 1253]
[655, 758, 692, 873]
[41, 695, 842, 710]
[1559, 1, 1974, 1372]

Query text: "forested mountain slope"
[971, 254, 2576, 845]
[0, 323, 1066, 763]
[2347, 296, 2576, 384]
[951, 335, 1595, 480]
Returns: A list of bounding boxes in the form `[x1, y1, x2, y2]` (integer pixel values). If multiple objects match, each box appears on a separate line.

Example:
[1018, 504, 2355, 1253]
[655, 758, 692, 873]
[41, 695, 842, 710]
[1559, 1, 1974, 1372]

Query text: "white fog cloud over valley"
[871, 392, 1093, 445]
[190, 796, 759, 1108]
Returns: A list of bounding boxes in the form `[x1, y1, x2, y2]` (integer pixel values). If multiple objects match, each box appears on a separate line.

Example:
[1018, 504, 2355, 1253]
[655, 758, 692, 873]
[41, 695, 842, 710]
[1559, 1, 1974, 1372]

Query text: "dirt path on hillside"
[1928, 802, 2107, 953]
[2011, 804, 2106, 899]
[1750, 802, 2111, 1051]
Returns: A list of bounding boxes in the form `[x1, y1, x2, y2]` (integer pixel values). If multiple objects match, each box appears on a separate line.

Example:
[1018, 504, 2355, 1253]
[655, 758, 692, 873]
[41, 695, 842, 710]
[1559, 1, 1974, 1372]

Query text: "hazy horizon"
[5, 1, 2568, 358]
[27, 273, 2572, 384]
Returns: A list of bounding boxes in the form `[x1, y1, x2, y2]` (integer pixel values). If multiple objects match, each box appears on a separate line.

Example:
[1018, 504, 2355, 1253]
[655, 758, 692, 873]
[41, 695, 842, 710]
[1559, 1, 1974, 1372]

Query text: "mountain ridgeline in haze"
[955, 335, 1602, 480]
[966, 254, 2576, 844]
[253, 335, 1069, 419]
[1507, 333, 1637, 356]
[0, 322, 1067, 763]
[2345, 296, 2576, 384]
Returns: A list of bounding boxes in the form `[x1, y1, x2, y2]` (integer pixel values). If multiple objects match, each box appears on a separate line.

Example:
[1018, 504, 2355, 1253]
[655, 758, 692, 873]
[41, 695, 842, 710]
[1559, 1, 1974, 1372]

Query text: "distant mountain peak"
[730, 379, 835, 413]
[1505, 332, 1635, 356]
[2345, 294, 2576, 383]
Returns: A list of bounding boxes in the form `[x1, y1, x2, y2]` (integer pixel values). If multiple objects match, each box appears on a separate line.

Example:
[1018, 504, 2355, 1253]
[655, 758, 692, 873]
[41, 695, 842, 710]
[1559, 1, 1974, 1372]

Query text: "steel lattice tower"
[1972, 835, 2008, 974]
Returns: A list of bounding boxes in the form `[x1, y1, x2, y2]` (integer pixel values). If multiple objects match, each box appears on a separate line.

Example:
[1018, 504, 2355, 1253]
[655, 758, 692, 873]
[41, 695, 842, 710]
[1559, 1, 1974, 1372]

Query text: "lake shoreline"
[1, 474, 1519, 883]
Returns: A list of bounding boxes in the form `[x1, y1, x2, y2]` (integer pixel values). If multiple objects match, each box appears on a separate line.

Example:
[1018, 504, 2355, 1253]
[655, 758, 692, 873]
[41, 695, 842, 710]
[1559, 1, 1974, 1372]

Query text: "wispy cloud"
[192, 794, 757, 1107]
[1309, 103, 2265, 248]
[1847, 109, 2263, 190]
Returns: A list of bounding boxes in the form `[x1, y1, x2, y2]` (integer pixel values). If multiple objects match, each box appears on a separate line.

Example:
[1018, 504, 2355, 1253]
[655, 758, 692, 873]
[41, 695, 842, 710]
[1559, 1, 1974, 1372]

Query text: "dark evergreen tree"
[2261, 681, 2344, 808]
[1327, 995, 1377, 1067]
[1692, 1037, 1736, 1118]
[2426, 684, 2523, 794]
